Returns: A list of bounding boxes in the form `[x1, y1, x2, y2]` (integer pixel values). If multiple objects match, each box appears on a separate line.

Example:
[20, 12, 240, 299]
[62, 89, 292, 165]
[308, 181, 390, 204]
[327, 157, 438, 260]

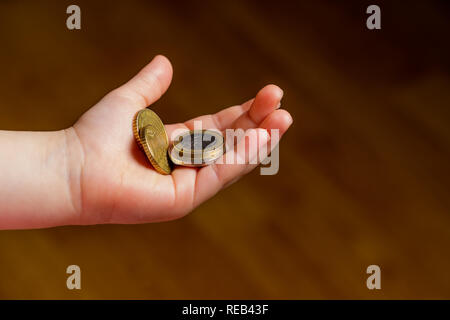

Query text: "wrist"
[61, 127, 85, 226]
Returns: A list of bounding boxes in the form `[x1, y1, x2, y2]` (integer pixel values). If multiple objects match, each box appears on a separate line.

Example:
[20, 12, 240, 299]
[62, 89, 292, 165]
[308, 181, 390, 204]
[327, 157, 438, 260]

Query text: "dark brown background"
[0, 0, 449, 299]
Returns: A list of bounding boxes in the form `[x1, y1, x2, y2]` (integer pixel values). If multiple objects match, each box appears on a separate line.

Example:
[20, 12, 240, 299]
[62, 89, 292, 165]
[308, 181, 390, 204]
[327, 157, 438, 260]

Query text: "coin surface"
[169, 130, 225, 167]
[133, 108, 172, 175]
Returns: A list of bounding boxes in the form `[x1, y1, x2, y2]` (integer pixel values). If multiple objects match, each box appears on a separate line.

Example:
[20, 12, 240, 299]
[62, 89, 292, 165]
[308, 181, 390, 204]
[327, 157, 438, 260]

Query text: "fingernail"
[287, 114, 293, 126]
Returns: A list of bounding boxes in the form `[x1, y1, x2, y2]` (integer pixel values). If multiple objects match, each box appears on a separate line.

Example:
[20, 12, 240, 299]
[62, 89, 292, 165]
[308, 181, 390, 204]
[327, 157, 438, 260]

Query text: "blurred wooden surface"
[0, 0, 449, 299]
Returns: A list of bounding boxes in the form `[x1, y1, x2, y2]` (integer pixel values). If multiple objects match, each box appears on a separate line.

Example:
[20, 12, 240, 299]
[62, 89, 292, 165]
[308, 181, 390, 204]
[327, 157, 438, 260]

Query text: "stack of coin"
[168, 130, 225, 167]
[133, 108, 225, 174]
[133, 108, 172, 175]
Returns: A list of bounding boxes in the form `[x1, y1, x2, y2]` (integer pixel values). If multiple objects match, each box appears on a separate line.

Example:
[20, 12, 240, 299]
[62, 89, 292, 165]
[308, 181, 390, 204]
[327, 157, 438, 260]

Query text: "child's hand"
[0, 55, 292, 229]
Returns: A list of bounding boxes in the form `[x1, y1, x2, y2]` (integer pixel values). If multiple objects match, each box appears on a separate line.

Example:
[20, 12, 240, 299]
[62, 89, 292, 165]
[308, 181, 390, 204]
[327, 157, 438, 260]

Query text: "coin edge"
[133, 109, 172, 175]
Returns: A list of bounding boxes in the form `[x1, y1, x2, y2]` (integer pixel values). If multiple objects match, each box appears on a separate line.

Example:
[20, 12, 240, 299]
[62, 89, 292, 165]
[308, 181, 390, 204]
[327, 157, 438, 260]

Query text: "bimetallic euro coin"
[169, 130, 225, 167]
[133, 108, 172, 175]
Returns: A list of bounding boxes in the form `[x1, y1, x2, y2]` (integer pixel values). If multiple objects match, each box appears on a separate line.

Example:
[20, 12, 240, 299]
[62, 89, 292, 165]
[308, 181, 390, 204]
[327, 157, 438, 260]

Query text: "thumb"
[110, 55, 173, 110]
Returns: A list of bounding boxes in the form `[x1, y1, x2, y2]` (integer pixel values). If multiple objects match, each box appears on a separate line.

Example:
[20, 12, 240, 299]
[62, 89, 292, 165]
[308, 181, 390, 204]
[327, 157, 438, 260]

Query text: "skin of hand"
[0, 55, 292, 230]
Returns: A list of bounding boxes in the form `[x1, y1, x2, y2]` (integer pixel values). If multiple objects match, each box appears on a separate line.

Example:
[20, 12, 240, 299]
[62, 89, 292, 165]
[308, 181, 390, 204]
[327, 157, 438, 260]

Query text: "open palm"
[69, 56, 292, 225]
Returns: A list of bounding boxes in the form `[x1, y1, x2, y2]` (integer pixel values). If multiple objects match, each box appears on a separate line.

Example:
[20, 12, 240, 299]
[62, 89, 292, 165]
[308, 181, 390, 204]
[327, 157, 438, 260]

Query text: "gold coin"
[169, 130, 225, 167]
[133, 108, 172, 175]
